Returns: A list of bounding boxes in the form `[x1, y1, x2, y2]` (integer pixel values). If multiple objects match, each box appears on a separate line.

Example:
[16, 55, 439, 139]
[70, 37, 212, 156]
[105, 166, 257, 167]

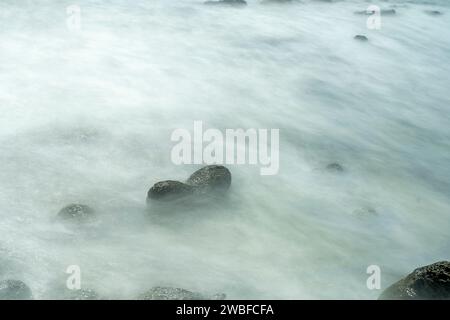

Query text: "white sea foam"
[0, 0, 449, 299]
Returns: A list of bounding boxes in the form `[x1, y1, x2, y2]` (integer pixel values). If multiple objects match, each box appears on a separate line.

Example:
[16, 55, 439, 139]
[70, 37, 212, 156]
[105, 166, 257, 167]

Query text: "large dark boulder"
[379, 261, 450, 300]
[186, 165, 232, 193]
[147, 166, 231, 204]
[147, 180, 195, 201]
[0, 280, 33, 300]
[57, 204, 95, 223]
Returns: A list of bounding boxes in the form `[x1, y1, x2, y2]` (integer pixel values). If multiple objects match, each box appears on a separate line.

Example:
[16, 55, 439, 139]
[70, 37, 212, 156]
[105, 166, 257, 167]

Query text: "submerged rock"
[326, 162, 344, 172]
[379, 261, 450, 300]
[65, 288, 99, 300]
[147, 165, 231, 203]
[354, 9, 396, 16]
[354, 35, 368, 42]
[353, 207, 377, 217]
[262, 0, 292, 3]
[57, 204, 95, 223]
[211, 293, 227, 300]
[382, 9, 397, 15]
[147, 180, 195, 201]
[204, 0, 247, 6]
[139, 287, 203, 300]
[0, 280, 33, 300]
[187, 165, 232, 192]
[425, 10, 443, 16]
[138, 286, 226, 300]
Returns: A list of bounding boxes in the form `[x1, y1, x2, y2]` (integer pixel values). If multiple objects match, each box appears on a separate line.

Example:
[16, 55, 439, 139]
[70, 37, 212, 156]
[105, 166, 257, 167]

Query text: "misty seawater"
[0, 0, 449, 299]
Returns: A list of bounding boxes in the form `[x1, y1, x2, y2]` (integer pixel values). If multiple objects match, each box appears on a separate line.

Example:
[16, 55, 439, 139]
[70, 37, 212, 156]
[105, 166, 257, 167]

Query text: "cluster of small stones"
[9, 166, 232, 300]
[202, 1, 443, 42]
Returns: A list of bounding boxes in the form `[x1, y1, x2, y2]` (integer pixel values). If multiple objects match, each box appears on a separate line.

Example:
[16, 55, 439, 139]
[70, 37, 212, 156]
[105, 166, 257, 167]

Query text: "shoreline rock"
[147, 165, 232, 204]
[138, 286, 226, 300]
[57, 204, 95, 223]
[379, 261, 450, 299]
[187, 165, 232, 193]
[147, 180, 195, 202]
[0, 280, 33, 300]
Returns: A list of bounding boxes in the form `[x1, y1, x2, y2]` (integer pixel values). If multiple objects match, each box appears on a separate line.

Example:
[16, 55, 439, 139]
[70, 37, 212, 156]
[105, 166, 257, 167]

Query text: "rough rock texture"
[138, 286, 225, 300]
[57, 204, 95, 222]
[186, 165, 232, 192]
[379, 261, 450, 300]
[0, 280, 33, 300]
[147, 180, 195, 201]
[147, 166, 232, 203]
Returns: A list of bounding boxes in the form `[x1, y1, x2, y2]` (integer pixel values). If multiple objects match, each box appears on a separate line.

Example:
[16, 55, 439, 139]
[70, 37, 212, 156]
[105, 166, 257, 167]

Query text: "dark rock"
[381, 9, 397, 15]
[354, 9, 396, 16]
[425, 10, 443, 16]
[57, 204, 95, 223]
[326, 163, 344, 172]
[379, 261, 450, 300]
[204, 0, 247, 6]
[0, 280, 33, 300]
[147, 166, 231, 204]
[354, 35, 368, 42]
[138, 286, 226, 300]
[147, 180, 195, 201]
[186, 165, 232, 192]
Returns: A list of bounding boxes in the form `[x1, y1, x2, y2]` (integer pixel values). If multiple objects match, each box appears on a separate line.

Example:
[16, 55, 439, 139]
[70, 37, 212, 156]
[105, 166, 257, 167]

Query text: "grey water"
[0, 0, 449, 299]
